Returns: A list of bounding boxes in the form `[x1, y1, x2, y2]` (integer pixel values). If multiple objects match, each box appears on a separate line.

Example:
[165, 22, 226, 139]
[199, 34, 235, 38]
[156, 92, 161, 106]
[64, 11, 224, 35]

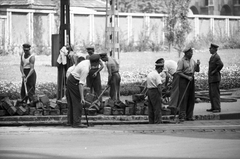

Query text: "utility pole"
[57, 0, 71, 100]
[105, 0, 120, 60]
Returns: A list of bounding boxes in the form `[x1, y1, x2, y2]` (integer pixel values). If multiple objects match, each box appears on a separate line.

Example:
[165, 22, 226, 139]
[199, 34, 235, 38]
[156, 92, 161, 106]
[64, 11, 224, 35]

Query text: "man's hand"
[92, 72, 97, 78]
[81, 99, 86, 105]
[22, 74, 26, 79]
[188, 76, 193, 81]
[197, 59, 200, 65]
[24, 77, 28, 83]
[211, 71, 216, 75]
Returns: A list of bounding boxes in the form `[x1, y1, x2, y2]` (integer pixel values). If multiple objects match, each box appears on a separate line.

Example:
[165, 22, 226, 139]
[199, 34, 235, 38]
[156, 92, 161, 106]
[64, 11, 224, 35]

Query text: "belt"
[148, 87, 158, 90]
[112, 71, 119, 74]
[91, 66, 99, 69]
[184, 73, 193, 76]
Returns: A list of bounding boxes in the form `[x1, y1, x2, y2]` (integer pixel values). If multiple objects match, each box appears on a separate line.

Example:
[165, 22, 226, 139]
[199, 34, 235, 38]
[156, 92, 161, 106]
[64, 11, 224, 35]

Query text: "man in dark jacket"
[207, 44, 224, 113]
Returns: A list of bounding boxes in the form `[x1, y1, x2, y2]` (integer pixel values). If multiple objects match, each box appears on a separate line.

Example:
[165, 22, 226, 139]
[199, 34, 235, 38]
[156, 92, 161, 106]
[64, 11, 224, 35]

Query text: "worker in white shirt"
[146, 59, 164, 124]
[66, 58, 92, 128]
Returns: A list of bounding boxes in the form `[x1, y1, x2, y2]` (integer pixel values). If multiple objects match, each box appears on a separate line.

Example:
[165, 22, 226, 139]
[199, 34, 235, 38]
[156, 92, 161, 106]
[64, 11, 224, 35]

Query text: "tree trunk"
[168, 43, 172, 52]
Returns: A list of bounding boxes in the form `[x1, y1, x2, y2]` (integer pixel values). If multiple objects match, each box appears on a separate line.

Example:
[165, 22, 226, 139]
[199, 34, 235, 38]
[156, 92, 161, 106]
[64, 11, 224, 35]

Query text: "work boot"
[178, 111, 186, 122]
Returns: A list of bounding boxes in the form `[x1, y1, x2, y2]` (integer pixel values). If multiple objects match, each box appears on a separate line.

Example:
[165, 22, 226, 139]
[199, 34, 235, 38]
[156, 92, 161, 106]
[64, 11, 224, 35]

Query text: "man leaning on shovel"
[175, 47, 200, 122]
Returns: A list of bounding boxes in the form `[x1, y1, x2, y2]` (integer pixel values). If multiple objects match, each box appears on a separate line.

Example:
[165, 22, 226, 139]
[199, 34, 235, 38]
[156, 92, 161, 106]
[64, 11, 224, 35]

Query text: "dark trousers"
[147, 88, 162, 124]
[87, 68, 102, 101]
[66, 74, 83, 126]
[109, 72, 121, 100]
[169, 73, 179, 108]
[21, 69, 36, 102]
[209, 82, 221, 110]
[178, 76, 195, 119]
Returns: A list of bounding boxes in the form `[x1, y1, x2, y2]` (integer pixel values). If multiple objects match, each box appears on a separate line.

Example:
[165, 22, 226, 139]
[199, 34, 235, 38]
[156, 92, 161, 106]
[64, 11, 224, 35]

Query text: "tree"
[161, 0, 191, 55]
[117, 0, 191, 56]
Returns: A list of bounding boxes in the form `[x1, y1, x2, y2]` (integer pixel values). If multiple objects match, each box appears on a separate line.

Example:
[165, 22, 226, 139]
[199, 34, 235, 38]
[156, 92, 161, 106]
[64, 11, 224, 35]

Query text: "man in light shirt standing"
[146, 60, 164, 124]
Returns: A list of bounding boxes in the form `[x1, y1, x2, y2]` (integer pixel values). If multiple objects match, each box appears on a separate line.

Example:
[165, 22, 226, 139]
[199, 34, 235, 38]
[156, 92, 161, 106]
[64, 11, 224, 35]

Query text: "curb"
[0, 113, 239, 126]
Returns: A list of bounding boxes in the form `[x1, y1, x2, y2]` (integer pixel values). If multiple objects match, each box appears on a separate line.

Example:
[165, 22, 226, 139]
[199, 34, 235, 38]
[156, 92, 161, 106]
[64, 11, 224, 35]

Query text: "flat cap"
[86, 46, 94, 50]
[155, 58, 164, 66]
[89, 54, 100, 62]
[183, 47, 192, 53]
[155, 58, 164, 64]
[210, 43, 219, 49]
[99, 53, 107, 58]
[22, 43, 31, 50]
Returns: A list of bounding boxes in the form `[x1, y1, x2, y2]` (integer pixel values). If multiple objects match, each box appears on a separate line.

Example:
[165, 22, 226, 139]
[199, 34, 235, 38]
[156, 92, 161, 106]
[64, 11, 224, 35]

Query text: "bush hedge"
[0, 65, 239, 100]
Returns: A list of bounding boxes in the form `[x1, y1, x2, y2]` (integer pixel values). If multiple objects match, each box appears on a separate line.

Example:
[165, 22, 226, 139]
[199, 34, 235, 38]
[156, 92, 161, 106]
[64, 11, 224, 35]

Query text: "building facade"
[190, 0, 240, 16]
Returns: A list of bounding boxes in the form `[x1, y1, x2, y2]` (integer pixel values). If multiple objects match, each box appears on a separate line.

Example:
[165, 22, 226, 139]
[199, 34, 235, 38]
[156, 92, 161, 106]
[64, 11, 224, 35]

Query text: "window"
[205, 0, 209, 6]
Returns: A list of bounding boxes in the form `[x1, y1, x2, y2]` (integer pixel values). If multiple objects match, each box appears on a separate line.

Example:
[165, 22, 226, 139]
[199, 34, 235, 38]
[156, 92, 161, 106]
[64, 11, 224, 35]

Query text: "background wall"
[0, 8, 240, 55]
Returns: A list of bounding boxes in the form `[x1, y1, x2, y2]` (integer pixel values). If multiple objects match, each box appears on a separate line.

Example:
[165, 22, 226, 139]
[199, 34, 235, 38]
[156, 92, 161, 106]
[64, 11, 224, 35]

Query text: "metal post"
[57, 0, 71, 100]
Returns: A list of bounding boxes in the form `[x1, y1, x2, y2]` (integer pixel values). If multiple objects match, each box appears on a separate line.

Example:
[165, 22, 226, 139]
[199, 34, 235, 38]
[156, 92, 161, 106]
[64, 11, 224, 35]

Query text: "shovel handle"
[24, 80, 28, 96]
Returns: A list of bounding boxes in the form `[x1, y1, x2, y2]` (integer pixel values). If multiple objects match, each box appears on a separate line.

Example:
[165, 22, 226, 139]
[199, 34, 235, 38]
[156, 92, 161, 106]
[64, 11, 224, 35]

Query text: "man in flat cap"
[20, 43, 37, 103]
[175, 47, 200, 122]
[207, 44, 224, 113]
[100, 53, 121, 101]
[85, 46, 104, 105]
[146, 59, 164, 124]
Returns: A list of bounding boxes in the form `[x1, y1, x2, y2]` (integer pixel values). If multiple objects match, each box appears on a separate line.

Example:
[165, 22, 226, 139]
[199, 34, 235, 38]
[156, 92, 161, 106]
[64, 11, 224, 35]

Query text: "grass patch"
[0, 49, 240, 99]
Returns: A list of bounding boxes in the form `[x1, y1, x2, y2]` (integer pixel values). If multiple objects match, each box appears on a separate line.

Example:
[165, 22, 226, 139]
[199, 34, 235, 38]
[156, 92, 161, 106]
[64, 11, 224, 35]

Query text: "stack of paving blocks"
[83, 93, 98, 116]
[103, 98, 126, 115]
[0, 94, 60, 116]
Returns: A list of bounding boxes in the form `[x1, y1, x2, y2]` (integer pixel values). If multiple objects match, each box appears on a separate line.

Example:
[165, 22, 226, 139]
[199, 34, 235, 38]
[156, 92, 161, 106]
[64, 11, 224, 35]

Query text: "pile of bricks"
[0, 92, 171, 116]
[0, 94, 64, 116]
[102, 94, 171, 116]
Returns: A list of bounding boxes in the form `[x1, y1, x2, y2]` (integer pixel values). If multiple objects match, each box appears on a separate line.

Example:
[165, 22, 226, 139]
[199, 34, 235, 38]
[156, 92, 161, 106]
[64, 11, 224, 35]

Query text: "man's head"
[99, 53, 108, 62]
[89, 54, 100, 67]
[183, 47, 193, 59]
[23, 43, 31, 53]
[155, 58, 164, 73]
[209, 43, 218, 54]
[76, 56, 85, 64]
[86, 46, 94, 56]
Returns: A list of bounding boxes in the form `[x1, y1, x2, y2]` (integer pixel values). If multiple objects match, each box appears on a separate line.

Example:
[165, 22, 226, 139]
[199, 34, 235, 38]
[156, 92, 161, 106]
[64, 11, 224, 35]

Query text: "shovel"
[88, 85, 110, 110]
[23, 80, 31, 103]
[173, 80, 191, 123]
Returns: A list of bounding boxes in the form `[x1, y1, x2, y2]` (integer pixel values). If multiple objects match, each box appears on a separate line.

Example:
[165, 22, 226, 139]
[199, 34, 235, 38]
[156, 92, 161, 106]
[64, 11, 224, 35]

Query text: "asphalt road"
[0, 120, 240, 159]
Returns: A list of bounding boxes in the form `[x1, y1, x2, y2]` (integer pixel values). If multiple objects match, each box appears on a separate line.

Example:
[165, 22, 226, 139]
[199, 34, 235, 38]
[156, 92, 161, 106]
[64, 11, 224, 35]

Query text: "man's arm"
[25, 56, 35, 81]
[20, 55, 25, 78]
[106, 63, 112, 85]
[93, 60, 104, 77]
[78, 83, 85, 104]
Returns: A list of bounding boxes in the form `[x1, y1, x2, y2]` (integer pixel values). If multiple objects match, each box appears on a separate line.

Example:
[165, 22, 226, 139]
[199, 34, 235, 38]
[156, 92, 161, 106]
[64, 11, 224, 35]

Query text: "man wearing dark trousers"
[66, 59, 92, 128]
[176, 48, 200, 122]
[146, 59, 164, 124]
[207, 44, 224, 113]
[20, 43, 37, 103]
[100, 53, 121, 101]
[86, 46, 104, 105]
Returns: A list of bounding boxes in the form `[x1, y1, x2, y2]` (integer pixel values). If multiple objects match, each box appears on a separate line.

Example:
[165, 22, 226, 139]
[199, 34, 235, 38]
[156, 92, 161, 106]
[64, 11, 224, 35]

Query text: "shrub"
[0, 65, 239, 100]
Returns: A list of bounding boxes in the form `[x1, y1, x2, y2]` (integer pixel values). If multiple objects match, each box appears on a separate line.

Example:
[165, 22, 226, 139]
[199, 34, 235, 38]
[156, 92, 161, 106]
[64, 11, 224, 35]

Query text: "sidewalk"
[0, 96, 239, 126]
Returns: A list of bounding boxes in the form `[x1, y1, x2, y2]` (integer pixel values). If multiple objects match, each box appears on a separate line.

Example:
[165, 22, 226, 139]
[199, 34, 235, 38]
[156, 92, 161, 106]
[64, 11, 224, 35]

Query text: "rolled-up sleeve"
[176, 59, 184, 73]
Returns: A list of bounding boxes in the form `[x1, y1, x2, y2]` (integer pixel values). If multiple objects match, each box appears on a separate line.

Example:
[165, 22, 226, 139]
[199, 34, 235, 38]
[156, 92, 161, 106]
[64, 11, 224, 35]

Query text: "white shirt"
[66, 65, 75, 78]
[146, 70, 162, 88]
[70, 60, 91, 85]
[164, 60, 177, 76]
[22, 53, 34, 69]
